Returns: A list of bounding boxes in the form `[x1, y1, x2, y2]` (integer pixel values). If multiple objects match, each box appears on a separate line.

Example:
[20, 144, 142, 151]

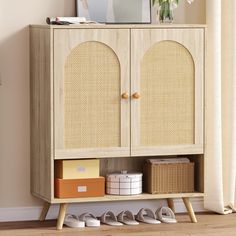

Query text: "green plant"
[152, 0, 194, 23]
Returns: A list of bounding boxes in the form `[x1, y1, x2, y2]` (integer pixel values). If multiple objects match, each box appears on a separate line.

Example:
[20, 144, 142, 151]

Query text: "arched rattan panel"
[64, 41, 121, 149]
[140, 40, 195, 146]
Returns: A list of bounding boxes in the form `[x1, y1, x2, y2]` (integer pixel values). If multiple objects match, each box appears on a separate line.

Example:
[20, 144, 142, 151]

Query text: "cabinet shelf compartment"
[100, 155, 204, 190]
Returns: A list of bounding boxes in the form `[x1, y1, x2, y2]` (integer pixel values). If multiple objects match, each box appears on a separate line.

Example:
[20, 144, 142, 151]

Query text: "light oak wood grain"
[30, 27, 53, 202]
[100, 156, 147, 176]
[131, 145, 204, 156]
[55, 147, 130, 159]
[31, 24, 207, 29]
[39, 202, 51, 221]
[167, 199, 175, 213]
[131, 28, 204, 156]
[56, 203, 67, 230]
[183, 197, 197, 223]
[189, 155, 204, 193]
[54, 28, 130, 158]
[51, 192, 204, 204]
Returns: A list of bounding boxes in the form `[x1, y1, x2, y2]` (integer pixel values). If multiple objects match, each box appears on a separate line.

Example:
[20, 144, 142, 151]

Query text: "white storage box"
[106, 171, 142, 195]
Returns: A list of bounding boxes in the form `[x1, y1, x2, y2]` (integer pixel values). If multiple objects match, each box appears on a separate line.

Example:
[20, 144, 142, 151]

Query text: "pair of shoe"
[64, 213, 100, 228]
[65, 211, 138, 228]
[100, 210, 139, 226]
[64, 206, 176, 228]
[99, 206, 176, 226]
[136, 207, 177, 224]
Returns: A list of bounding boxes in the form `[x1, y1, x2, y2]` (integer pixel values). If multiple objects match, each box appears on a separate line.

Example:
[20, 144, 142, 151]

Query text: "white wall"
[0, 0, 75, 208]
[0, 0, 205, 221]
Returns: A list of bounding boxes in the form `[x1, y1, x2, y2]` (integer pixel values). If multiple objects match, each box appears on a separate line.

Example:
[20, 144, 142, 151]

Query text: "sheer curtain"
[205, 0, 236, 214]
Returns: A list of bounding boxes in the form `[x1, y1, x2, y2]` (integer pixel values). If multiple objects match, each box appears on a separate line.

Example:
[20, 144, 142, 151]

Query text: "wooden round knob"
[121, 92, 129, 99]
[132, 92, 141, 99]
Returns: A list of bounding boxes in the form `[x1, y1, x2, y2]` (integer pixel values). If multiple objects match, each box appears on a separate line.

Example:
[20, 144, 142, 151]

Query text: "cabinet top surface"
[30, 24, 207, 29]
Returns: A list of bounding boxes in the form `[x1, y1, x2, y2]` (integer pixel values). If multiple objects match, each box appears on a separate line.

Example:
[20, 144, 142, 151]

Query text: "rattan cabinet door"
[54, 29, 130, 159]
[131, 28, 204, 156]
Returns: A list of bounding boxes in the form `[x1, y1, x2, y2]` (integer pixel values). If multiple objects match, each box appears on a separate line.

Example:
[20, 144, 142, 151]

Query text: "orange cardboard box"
[54, 177, 105, 198]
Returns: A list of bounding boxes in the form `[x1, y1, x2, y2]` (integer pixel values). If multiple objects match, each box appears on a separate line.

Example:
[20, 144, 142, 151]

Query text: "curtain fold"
[205, 0, 236, 214]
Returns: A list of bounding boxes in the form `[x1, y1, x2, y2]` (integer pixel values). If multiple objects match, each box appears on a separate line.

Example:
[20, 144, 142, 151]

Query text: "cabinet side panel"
[189, 155, 204, 193]
[30, 27, 52, 202]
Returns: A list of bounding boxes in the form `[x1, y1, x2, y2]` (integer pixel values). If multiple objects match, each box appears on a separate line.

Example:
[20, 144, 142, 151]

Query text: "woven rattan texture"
[144, 162, 194, 193]
[140, 40, 195, 146]
[64, 41, 121, 149]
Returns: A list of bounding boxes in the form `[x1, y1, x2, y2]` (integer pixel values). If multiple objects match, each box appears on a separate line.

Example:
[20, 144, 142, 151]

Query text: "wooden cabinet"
[30, 24, 206, 229]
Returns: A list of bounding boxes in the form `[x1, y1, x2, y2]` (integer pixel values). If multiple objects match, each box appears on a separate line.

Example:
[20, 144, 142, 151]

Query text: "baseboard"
[0, 198, 205, 222]
[173, 197, 205, 213]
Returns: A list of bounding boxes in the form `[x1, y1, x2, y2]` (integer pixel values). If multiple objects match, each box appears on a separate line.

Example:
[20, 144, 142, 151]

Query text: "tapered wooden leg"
[39, 202, 51, 221]
[182, 197, 197, 223]
[167, 198, 175, 213]
[56, 203, 67, 230]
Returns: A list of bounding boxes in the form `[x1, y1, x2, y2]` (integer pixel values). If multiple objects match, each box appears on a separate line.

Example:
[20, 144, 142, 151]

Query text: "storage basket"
[143, 160, 194, 194]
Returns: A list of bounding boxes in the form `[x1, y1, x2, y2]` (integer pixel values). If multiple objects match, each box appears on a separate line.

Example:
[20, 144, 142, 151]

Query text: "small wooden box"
[54, 177, 105, 198]
[55, 159, 99, 179]
[143, 161, 194, 194]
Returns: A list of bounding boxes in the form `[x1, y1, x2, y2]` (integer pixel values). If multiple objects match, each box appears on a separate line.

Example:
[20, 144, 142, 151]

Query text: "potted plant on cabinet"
[152, 0, 194, 23]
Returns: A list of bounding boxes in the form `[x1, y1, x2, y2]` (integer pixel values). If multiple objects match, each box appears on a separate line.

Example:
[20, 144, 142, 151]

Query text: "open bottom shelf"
[51, 192, 204, 204]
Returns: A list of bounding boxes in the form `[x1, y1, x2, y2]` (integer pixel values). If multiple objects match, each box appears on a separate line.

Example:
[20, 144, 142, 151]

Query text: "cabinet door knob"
[121, 92, 129, 99]
[132, 92, 141, 99]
